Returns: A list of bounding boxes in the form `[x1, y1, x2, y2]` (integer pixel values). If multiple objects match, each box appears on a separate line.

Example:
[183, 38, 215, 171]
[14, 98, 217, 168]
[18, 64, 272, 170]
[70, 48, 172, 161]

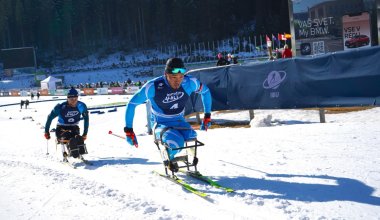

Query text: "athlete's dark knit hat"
[165, 58, 185, 73]
[67, 87, 79, 98]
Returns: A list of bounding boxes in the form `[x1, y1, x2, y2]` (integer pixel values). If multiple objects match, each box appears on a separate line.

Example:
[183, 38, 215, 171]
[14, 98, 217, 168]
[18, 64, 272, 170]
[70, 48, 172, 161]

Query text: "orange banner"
[40, 89, 49, 95]
[83, 88, 95, 95]
[11, 90, 20, 96]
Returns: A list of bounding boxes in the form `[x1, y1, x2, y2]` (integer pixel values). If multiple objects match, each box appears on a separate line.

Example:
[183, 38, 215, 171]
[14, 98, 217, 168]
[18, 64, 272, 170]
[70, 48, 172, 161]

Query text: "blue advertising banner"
[186, 46, 380, 114]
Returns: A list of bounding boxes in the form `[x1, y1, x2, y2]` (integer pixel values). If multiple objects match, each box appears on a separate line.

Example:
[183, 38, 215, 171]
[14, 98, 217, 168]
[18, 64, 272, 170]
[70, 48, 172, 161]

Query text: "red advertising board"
[11, 90, 19, 96]
[83, 88, 95, 95]
[40, 89, 49, 95]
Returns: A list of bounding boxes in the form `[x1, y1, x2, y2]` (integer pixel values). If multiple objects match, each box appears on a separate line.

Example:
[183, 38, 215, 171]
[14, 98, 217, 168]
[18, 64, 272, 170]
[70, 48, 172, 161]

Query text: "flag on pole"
[265, 35, 271, 42]
[278, 33, 287, 41]
[272, 34, 277, 41]
[265, 35, 272, 48]
[272, 34, 279, 48]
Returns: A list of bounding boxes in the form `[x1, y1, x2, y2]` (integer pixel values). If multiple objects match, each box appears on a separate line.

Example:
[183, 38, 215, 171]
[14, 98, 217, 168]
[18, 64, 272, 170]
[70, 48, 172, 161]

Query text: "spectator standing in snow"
[25, 100, 29, 109]
[216, 53, 229, 66]
[227, 53, 232, 64]
[282, 44, 293, 58]
[231, 55, 238, 64]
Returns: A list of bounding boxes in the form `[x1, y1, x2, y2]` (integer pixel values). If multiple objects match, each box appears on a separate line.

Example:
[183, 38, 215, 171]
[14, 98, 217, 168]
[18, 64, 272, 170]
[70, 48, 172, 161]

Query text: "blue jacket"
[125, 75, 212, 128]
[45, 101, 89, 135]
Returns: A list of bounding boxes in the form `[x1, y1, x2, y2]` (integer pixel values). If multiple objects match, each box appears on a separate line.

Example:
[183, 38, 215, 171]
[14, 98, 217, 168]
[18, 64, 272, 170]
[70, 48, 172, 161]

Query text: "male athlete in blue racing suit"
[124, 58, 212, 172]
[44, 88, 89, 143]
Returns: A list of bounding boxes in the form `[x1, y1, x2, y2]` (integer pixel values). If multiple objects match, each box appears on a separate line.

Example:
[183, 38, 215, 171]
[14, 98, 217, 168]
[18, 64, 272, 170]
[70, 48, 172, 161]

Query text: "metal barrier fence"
[0, 86, 141, 97]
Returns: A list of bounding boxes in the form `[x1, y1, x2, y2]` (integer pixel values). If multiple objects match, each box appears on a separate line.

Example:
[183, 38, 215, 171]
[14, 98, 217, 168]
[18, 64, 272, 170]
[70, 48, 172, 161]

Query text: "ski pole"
[46, 140, 49, 155]
[109, 130, 138, 148]
[108, 130, 125, 139]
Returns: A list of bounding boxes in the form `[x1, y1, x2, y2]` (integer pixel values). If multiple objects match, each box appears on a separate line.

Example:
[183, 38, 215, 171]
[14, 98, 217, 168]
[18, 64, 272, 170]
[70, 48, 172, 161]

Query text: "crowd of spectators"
[63, 79, 146, 90]
[273, 44, 293, 59]
[216, 53, 239, 66]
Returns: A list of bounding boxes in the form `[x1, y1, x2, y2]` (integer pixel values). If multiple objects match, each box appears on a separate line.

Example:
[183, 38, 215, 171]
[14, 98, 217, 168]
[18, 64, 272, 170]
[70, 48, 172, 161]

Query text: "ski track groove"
[0, 157, 312, 219]
[0, 159, 191, 219]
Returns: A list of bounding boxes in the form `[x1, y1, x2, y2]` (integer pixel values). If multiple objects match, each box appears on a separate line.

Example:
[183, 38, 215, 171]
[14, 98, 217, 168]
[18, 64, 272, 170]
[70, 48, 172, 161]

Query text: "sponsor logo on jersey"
[163, 92, 184, 103]
[66, 111, 79, 117]
[170, 103, 179, 109]
[158, 83, 164, 89]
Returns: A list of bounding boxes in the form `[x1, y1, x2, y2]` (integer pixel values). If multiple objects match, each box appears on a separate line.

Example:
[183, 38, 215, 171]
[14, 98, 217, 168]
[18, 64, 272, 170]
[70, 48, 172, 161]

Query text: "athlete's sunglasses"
[170, 68, 187, 74]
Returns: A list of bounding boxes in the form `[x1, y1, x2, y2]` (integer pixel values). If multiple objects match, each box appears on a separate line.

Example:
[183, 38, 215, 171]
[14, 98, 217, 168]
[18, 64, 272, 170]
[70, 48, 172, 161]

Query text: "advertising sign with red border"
[110, 87, 124, 94]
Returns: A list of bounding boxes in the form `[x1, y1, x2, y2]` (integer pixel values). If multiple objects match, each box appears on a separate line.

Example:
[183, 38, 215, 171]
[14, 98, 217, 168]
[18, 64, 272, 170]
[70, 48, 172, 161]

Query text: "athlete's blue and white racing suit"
[125, 74, 212, 159]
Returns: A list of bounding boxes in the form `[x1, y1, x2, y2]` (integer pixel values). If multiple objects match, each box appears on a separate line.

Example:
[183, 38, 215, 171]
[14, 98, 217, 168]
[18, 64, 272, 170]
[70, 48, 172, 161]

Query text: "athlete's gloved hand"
[124, 127, 138, 148]
[82, 135, 87, 141]
[44, 132, 51, 140]
[200, 113, 211, 131]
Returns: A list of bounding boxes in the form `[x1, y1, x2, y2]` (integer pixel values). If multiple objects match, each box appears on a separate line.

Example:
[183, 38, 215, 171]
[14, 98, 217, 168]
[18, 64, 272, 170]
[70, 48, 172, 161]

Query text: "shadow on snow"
[84, 157, 161, 170]
[217, 160, 380, 205]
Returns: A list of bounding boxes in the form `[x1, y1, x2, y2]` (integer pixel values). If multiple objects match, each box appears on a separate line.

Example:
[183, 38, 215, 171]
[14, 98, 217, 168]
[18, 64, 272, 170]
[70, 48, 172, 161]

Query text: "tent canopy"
[40, 76, 62, 90]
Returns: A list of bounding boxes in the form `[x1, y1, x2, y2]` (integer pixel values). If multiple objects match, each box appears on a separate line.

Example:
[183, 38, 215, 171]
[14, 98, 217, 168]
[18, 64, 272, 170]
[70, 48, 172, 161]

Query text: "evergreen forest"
[0, 0, 289, 58]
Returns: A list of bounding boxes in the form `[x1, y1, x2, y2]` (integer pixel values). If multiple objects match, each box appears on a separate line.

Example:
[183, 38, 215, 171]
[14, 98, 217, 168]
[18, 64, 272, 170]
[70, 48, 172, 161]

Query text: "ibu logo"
[263, 70, 287, 90]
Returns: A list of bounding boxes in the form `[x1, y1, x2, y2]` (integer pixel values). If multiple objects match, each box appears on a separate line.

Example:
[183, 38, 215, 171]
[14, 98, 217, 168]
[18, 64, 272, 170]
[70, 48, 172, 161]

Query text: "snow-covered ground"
[0, 95, 379, 219]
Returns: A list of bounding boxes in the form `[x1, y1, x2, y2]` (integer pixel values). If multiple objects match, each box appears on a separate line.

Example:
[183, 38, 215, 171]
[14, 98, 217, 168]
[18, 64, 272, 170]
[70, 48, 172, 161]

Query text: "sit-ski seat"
[153, 126, 204, 175]
[56, 135, 87, 159]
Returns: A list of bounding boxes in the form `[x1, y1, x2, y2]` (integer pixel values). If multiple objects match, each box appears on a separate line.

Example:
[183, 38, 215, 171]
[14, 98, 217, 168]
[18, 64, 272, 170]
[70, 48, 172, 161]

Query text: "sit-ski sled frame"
[55, 129, 88, 161]
[153, 126, 204, 176]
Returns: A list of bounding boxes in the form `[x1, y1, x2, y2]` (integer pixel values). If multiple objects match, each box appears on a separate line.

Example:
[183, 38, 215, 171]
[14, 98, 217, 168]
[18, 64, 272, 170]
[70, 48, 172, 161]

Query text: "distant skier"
[25, 99, 29, 109]
[44, 88, 89, 159]
[31, 93, 34, 100]
[124, 58, 212, 172]
[20, 100, 25, 109]
[37, 92, 40, 100]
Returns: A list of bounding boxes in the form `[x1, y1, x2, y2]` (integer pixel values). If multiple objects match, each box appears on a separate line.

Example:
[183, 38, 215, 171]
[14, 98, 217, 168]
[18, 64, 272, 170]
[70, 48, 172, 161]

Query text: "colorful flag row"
[266, 33, 292, 42]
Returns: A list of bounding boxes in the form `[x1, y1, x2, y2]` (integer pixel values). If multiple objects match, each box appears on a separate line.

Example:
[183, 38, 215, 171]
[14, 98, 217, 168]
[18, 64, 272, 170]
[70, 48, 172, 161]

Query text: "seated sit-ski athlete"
[124, 57, 212, 172]
[44, 88, 89, 160]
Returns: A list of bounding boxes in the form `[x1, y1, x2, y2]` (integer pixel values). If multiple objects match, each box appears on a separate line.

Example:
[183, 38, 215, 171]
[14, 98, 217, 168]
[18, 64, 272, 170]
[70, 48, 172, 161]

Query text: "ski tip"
[225, 188, 235, 193]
